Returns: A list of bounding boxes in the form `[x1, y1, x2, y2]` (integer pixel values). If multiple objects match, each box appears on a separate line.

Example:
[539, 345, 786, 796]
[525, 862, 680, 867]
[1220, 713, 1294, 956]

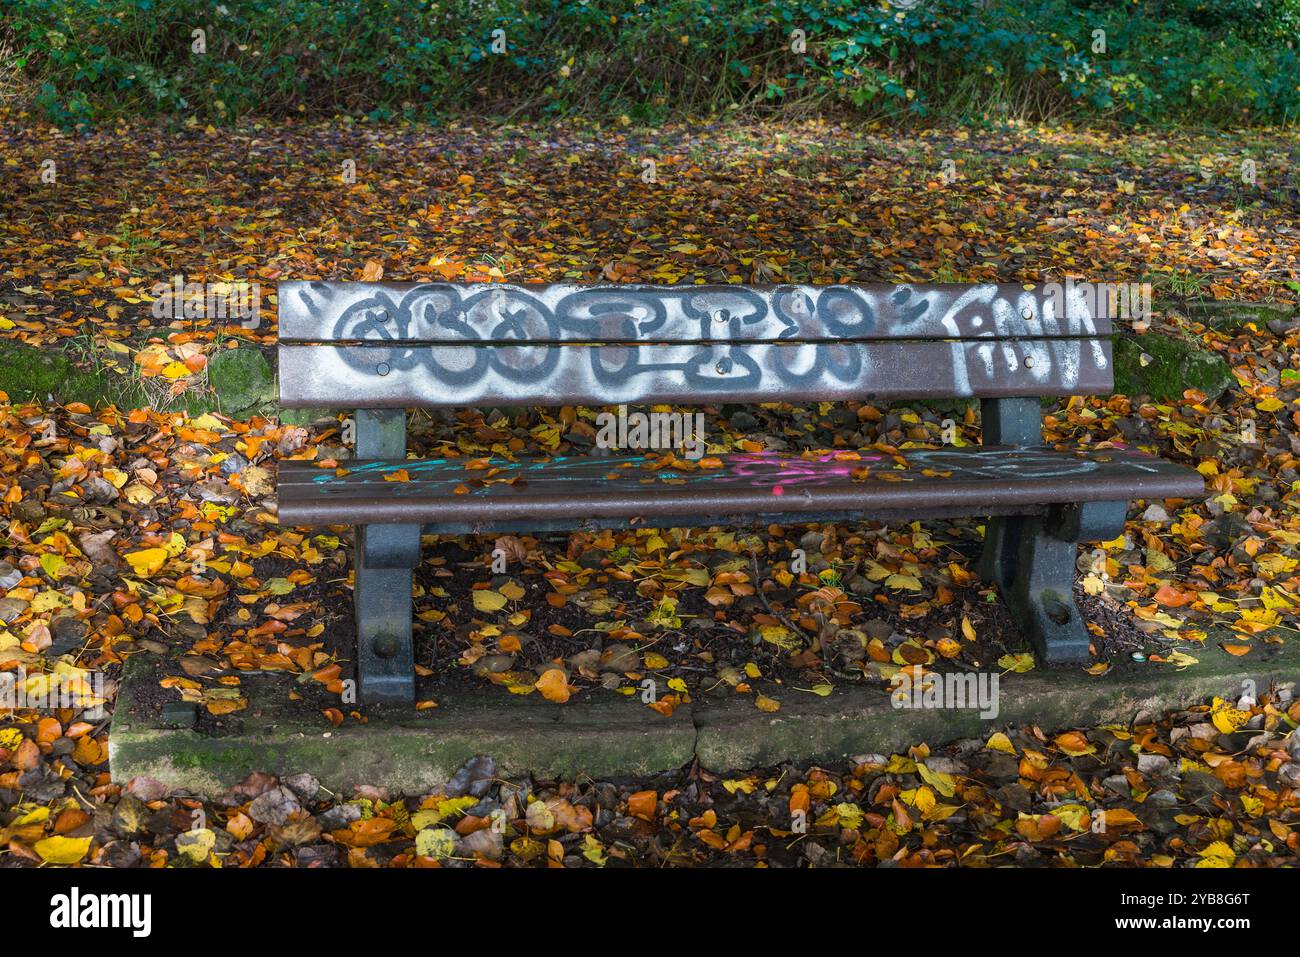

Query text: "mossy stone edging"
[694, 636, 1298, 771]
[110, 655, 697, 796]
[1111, 330, 1235, 402]
[0, 341, 126, 407]
[0, 339, 279, 414]
[1186, 299, 1297, 332]
[207, 345, 276, 413]
[111, 638, 1299, 797]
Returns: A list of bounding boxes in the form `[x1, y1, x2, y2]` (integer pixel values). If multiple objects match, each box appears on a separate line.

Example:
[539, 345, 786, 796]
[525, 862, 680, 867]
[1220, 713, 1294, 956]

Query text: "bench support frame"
[977, 397, 1126, 663]
[353, 410, 420, 706]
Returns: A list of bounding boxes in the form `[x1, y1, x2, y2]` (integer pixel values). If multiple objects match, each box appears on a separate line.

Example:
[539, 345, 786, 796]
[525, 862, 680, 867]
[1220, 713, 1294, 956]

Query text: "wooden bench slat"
[279, 338, 1113, 407]
[278, 446, 1202, 527]
[278, 281, 1115, 343]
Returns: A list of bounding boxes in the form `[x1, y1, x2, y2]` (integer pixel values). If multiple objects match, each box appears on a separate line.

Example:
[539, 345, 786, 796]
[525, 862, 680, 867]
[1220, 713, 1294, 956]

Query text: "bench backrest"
[277, 282, 1114, 409]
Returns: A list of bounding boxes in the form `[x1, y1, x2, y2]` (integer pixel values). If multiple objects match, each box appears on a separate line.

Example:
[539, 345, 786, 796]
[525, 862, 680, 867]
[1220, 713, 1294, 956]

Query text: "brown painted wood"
[277, 446, 1203, 527]
[278, 338, 1114, 407]
[278, 281, 1115, 343]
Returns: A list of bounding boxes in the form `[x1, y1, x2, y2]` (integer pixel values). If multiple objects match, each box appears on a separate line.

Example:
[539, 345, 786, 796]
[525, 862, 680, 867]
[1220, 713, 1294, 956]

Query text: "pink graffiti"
[724, 451, 889, 495]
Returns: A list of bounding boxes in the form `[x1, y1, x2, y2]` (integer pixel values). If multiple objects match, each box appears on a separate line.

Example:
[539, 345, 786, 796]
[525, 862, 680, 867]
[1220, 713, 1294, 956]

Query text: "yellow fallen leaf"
[125, 548, 168, 577]
[986, 731, 1017, 755]
[885, 573, 922, 591]
[997, 652, 1035, 673]
[415, 827, 457, 859]
[176, 828, 216, 863]
[472, 590, 508, 612]
[1197, 841, 1236, 865]
[917, 763, 957, 797]
[35, 835, 92, 865]
[1210, 697, 1248, 734]
[755, 695, 781, 713]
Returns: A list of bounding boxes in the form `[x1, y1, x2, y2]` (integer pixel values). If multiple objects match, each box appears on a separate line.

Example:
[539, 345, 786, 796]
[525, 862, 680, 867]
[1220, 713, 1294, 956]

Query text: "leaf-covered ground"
[2, 114, 1300, 866]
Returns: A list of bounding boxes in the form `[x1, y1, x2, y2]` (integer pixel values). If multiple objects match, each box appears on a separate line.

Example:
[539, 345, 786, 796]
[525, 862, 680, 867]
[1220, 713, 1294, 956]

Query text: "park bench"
[275, 282, 1203, 706]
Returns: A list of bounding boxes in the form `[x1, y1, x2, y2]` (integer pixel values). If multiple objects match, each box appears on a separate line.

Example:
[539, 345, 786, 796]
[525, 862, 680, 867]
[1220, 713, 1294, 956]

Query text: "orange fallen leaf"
[535, 667, 571, 704]
[628, 790, 657, 821]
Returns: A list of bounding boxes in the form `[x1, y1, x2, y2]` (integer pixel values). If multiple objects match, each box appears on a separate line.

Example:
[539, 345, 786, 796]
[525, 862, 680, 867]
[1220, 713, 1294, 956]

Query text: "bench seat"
[279, 445, 1202, 531]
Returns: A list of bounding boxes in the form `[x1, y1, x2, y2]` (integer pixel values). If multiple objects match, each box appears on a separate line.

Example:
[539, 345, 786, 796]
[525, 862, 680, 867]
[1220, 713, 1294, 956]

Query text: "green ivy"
[6, 0, 1299, 127]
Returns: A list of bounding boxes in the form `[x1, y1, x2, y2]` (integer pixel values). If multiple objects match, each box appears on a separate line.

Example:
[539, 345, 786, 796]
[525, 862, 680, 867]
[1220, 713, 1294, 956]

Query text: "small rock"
[283, 772, 321, 803]
[728, 410, 759, 432]
[351, 784, 389, 803]
[219, 453, 249, 476]
[1102, 774, 1131, 795]
[248, 786, 301, 827]
[1136, 753, 1171, 777]
[1141, 504, 1169, 523]
[1147, 788, 1179, 807]
[0, 561, 22, 590]
[315, 803, 362, 830]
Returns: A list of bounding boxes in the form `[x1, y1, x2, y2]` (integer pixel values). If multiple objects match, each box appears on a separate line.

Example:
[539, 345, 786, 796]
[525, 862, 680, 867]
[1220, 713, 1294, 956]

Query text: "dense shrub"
[3, 0, 1297, 127]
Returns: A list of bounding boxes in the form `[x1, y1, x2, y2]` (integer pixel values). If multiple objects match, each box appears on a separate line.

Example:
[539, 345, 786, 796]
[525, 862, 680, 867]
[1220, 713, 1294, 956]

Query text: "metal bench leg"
[976, 514, 1026, 591]
[999, 501, 1127, 664]
[351, 408, 419, 707]
[354, 523, 421, 706]
[976, 396, 1042, 595]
